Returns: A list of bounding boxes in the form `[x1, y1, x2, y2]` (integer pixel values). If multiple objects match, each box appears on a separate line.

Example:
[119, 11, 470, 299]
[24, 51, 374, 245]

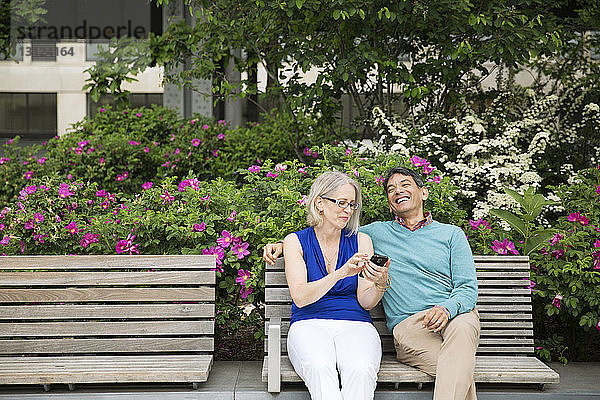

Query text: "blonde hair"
[306, 171, 362, 235]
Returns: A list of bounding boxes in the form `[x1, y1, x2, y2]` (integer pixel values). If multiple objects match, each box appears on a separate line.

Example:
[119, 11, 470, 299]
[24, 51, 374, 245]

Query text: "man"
[264, 167, 480, 400]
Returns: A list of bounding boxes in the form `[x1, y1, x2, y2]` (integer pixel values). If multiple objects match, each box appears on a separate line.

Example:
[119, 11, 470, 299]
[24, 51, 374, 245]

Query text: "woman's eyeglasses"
[321, 196, 360, 210]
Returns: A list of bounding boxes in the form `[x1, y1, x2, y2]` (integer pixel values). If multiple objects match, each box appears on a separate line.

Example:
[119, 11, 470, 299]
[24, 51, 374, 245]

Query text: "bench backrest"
[0, 255, 215, 357]
[265, 255, 534, 356]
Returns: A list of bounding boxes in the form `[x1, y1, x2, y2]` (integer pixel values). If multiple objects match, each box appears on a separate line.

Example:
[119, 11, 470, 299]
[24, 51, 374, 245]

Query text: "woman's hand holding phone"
[361, 254, 390, 290]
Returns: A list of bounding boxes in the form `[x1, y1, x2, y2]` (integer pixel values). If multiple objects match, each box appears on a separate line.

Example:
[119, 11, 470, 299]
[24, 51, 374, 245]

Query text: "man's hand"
[263, 242, 283, 265]
[422, 306, 450, 333]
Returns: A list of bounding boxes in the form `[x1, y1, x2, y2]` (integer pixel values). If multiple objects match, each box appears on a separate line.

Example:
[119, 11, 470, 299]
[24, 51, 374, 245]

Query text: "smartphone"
[370, 254, 389, 267]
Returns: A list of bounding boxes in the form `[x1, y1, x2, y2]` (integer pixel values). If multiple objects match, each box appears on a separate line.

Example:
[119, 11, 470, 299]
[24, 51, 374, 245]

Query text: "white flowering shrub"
[366, 87, 600, 219]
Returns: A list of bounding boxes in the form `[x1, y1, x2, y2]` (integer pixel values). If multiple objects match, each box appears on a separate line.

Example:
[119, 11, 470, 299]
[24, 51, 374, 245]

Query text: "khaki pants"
[393, 309, 480, 400]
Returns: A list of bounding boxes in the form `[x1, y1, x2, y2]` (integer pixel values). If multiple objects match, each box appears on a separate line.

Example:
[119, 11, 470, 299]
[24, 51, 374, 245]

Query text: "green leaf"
[490, 208, 527, 237]
[524, 231, 555, 255]
[503, 187, 527, 210]
[333, 9, 341, 20]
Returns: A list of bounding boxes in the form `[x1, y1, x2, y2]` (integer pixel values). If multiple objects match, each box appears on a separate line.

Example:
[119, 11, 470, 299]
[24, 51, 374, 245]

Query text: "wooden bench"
[0, 255, 216, 390]
[262, 255, 560, 392]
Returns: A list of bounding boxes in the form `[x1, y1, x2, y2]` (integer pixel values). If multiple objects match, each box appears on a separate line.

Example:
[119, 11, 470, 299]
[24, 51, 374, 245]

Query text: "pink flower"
[64, 221, 78, 235]
[469, 218, 492, 232]
[551, 248, 565, 259]
[345, 149, 352, 156]
[231, 242, 251, 259]
[192, 138, 201, 147]
[160, 190, 174, 204]
[303, 147, 312, 156]
[115, 234, 140, 254]
[24, 219, 34, 230]
[142, 182, 153, 190]
[0, 223, 4, 231]
[144, 147, 150, 153]
[427, 175, 442, 184]
[34, 213, 44, 223]
[217, 120, 226, 125]
[491, 238, 518, 255]
[248, 165, 261, 173]
[298, 167, 307, 174]
[550, 233, 563, 245]
[275, 163, 287, 172]
[266, 171, 279, 178]
[202, 124, 209, 130]
[99, 108, 106, 112]
[24, 185, 37, 194]
[217, 133, 226, 140]
[524, 279, 536, 293]
[411, 155, 426, 167]
[38, 157, 46, 164]
[96, 190, 106, 197]
[298, 195, 308, 206]
[236, 269, 252, 285]
[552, 294, 563, 308]
[24, 171, 33, 180]
[568, 212, 581, 222]
[227, 211, 237, 222]
[202, 245, 225, 265]
[128, 140, 139, 145]
[597, 321, 600, 332]
[217, 230, 234, 248]
[80, 232, 99, 248]
[1, 236, 10, 246]
[193, 222, 206, 232]
[375, 175, 384, 185]
[596, 185, 600, 195]
[58, 183, 74, 198]
[99, 158, 105, 165]
[423, 163, 435, 175]
[240, 286, 253, 299]
[594, 239, 600, 248]
[351, 168, 359, 177]
[136, 112, 142, 117]
[312, 151, 318, 158]
[212, 149, 219, 157]
[579, 215, 590, 225]
[78, 140, 89, 147]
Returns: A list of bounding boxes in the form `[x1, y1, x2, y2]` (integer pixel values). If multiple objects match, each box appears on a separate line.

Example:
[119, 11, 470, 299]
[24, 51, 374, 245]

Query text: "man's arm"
[438, 227, 478, 318]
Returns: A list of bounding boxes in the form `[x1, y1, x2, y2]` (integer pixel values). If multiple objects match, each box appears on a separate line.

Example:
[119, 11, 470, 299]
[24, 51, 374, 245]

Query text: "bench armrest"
[267, 317, 281, 392]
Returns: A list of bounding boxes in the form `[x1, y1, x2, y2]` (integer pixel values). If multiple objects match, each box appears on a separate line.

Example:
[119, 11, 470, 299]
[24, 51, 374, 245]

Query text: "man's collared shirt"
[395, 212, 433, 231]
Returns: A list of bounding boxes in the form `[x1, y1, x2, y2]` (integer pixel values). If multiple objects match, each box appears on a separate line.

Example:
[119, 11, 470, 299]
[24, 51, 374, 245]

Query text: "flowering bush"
[368, 86, 600, 220]
[0, 107, 330, 206]
[468, 166, 600, 363]
[0, 145, 464, 354]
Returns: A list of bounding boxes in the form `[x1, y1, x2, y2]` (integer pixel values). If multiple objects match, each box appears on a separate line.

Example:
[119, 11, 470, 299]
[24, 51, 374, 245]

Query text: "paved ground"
[0, 361, 598, 399]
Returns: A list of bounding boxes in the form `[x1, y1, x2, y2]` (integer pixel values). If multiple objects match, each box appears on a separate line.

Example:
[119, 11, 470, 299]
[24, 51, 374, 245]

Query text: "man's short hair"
[383, 167, 425, 191]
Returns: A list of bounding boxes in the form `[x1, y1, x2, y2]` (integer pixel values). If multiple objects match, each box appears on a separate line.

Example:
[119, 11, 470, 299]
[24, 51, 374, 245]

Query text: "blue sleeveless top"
[290, 226, 372, 325]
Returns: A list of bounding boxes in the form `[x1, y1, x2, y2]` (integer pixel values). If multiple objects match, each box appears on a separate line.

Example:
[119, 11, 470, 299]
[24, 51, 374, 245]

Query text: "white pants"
[287, 319, 382, 400]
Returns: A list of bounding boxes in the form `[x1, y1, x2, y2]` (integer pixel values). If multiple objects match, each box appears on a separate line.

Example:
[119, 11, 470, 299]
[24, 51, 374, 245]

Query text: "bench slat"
[0, 338, 214, 353]
[0, 287, 214, 302]
[0, 304, 214, 320]
[0, 355, 213, 384]
[0, 321, 214, 337]
[0, 271, 215, 286]
[0, 255, 216, 270]
[262, 355, 558, 384]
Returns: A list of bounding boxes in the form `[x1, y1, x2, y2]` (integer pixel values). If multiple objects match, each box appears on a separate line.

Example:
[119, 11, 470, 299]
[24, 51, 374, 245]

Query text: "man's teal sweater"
[360, 220, 478, 333]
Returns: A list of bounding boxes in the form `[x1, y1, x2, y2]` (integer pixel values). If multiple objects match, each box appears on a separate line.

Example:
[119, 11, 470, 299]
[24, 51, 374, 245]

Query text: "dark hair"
[383, 167, 425, 191]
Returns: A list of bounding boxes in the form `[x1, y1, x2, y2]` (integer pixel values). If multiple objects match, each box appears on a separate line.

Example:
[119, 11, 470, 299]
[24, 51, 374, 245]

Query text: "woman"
[283, 171, 389, 400]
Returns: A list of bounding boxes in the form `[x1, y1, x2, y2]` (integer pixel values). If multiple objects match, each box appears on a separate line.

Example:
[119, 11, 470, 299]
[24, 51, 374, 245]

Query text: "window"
[0, 93, 57, 139]
[87, 93, 163, 118]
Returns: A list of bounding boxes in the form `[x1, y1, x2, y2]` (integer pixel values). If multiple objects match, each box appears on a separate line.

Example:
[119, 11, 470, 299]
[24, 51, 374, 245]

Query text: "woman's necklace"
[322, 248, 338, 271]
